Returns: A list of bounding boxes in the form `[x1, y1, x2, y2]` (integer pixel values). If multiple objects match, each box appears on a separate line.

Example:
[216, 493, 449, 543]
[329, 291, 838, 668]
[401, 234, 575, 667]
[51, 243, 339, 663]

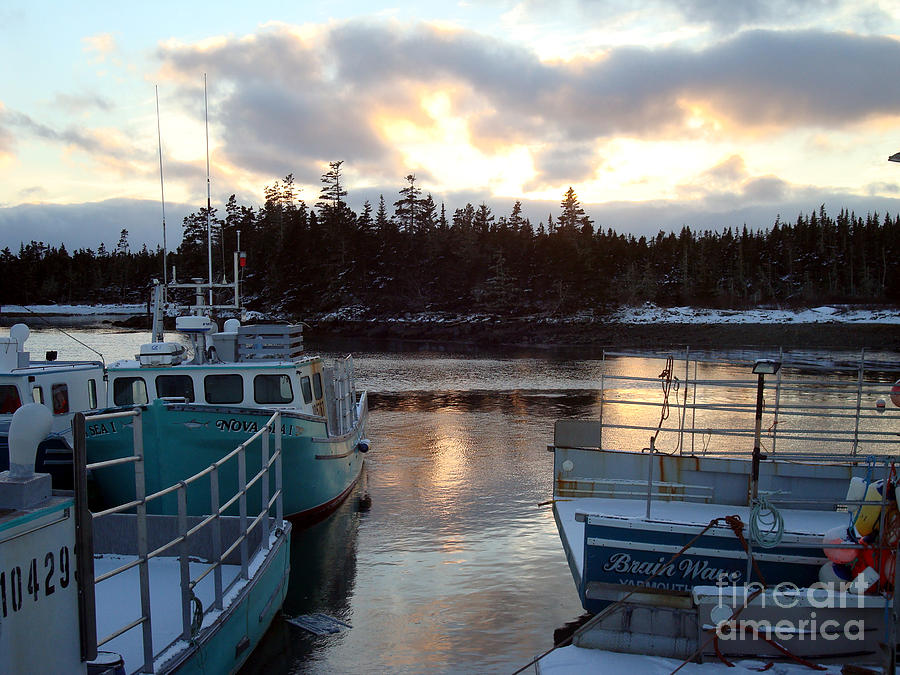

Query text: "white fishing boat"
[540, 351, 900, 671]
[0, 323, 106, 489]
[0, 400, 290, 674]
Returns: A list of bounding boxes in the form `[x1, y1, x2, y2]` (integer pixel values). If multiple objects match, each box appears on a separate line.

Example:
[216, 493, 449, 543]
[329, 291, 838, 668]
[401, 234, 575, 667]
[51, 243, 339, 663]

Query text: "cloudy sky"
[2, 0, 900, 251]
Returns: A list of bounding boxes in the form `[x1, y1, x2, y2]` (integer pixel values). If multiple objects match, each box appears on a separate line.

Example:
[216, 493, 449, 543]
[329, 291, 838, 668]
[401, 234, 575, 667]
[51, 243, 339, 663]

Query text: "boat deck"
[94, 554, 241, 672]
[554, 497, 847, 583]
[535, 645, 845, 674]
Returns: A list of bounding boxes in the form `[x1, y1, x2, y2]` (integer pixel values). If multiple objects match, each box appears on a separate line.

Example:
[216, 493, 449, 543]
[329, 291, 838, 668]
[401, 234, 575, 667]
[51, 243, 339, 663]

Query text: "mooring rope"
[750, 494, 785, 549]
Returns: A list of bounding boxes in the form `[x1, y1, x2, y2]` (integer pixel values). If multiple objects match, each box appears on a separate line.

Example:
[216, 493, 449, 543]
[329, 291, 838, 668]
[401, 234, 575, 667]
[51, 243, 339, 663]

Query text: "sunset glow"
[1, 1, 899, 248]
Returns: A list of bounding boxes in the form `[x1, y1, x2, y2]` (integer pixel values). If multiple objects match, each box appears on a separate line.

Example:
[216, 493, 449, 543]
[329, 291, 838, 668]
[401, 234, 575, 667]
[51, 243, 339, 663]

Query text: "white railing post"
[178, 483, 191, 640]
[852, 348, 865, 455]
[238, 446, 249, 580]
[678, 348, 689, 454]
[349, 356, 358, 424]
[261, 423, 271, 544]
[772, 350, 783, 454]
[274, 413, 283, 524]
[645, 435, 655, 519]
[131, 411, 154, 674]
[210, 465, 223, 610]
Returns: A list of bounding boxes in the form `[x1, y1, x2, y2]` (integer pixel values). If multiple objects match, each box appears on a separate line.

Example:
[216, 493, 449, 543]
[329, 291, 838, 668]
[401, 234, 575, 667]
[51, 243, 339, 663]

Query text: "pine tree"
[318, 161, 347, 210]
[559, 187, 589, 233]
[394, 174, 422, 233]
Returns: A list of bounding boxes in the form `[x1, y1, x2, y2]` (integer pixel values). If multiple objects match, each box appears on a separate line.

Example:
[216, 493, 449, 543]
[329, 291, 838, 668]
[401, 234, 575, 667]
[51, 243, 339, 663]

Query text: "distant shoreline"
[3, 304, 898, 351]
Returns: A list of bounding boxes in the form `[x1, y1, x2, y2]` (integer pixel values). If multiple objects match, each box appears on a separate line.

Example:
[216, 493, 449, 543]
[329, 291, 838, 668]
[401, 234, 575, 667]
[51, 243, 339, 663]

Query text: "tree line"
[3, 165, 899, 315]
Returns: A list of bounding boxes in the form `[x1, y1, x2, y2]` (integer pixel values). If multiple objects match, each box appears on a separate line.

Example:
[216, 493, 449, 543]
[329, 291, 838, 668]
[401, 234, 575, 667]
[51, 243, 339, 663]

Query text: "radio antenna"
[204, 73, 213, 305]
[155, 85, 167, 287]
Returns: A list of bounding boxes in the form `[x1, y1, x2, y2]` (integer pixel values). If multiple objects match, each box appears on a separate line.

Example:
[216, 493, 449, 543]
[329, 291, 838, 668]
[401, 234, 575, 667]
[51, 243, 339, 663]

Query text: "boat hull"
[85, 399, 367, 519]
[577, 513, 826, 614]
[160, 525, 291, 674]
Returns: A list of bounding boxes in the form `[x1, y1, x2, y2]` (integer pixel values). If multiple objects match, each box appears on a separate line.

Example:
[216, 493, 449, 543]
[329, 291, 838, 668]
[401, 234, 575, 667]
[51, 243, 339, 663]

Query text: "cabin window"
[51, 383, 69, 415]
[113, 377, 148, 406]
[254, 374, 293, 404]
[88, 379, 98, 409]
[312, 372, 323, 400]
[204, 374, 243, 404]
[0, 385, 21, 413]
[32, 386, 44, 404]
[156, 375, 195, 402]
[300, 376, 312, 404]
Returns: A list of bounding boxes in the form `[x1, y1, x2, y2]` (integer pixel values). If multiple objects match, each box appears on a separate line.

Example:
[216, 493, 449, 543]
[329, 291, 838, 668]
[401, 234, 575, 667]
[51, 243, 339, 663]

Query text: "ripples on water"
[12, 326, 900, 673]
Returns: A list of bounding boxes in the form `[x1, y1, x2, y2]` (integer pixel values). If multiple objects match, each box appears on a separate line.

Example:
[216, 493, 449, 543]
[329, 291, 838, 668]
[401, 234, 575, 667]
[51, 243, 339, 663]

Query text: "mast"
[155, 86, 167, 287]
[204, 73, 213, 305]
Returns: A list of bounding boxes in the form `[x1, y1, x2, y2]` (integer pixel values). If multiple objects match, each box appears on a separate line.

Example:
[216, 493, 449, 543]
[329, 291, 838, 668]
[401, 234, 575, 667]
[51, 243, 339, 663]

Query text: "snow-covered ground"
[611, 303, 900, 324]
[316, 303, 900, 325]
[3, 303, 145, 316]
[4, 303, 899, 324]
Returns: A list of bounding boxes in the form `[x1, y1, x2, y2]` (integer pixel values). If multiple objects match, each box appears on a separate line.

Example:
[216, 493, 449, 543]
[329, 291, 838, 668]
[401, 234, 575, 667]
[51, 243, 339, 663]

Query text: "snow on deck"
[93, 554, 240, 672]
[554, 497, 846, 583]
[535, 645, 845, 674]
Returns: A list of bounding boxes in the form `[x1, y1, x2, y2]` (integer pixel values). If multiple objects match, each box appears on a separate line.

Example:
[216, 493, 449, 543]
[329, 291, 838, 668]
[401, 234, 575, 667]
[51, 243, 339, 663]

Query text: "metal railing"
[332, 355, 358, 436]
[75, 407, 284, 673]
[596, 349, 900, 457]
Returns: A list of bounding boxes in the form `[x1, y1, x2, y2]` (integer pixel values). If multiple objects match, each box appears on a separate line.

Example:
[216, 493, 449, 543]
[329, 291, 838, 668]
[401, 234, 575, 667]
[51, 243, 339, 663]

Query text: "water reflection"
[10, 328, 899, 672]
[240, 479, 363, 673]
[369, 389, 600, 417]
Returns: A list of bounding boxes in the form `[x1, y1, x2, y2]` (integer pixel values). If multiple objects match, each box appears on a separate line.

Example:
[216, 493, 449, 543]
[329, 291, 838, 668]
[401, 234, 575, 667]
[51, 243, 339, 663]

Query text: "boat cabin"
[106, 358, 328, 418]
[0, 325, 105, 436]
[106, 321, 328, 417]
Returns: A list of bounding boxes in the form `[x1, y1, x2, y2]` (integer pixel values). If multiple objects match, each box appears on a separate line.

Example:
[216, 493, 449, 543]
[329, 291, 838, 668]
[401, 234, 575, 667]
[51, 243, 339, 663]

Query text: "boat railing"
[73, 407, 285, 673]
[592, 349, 899, 457]
[329, 354, 359, 436]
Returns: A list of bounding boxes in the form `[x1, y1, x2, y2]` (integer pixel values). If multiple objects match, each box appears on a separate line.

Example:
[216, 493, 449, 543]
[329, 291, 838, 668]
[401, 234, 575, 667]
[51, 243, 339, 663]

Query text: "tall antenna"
[204, 73, 213, 305]
[155, 85, 167, 286]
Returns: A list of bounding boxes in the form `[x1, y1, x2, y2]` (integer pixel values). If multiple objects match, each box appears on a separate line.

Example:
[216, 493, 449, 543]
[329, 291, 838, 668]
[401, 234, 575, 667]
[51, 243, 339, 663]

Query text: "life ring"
[823, 525, 857, 564]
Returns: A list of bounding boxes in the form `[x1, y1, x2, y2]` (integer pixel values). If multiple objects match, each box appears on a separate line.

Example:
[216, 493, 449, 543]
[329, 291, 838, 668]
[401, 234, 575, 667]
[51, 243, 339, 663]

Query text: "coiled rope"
[749, 494, 784, 549]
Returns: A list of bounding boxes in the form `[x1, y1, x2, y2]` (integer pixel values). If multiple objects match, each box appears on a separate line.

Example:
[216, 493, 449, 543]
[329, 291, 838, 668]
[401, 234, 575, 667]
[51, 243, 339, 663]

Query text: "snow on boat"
[0, 401, 290, 674]
[544, 351, 900, 669]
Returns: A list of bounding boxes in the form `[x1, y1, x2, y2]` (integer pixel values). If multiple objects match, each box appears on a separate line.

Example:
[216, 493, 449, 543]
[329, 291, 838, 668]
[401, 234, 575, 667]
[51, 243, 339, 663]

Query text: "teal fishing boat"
[1, 401, 290, 674]
[86, 275, 370, 520]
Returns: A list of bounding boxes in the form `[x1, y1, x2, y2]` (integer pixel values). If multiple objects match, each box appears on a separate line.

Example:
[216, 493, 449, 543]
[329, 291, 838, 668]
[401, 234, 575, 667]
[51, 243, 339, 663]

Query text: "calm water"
[12, 326, 900, 673]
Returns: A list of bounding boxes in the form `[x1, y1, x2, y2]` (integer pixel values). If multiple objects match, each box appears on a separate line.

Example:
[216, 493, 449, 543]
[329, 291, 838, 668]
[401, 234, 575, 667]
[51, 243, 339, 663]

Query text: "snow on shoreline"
[3, 303, 145, 316]
[610, 303, 900, 324]
[3, 302, 899, 325]
[316, 303, 900, 325]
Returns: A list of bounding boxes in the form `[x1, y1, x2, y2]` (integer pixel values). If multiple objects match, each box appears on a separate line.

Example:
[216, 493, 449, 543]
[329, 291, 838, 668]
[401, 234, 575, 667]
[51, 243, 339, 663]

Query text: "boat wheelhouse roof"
[107, 355, 321, 372]
[1, 360, 104, 377]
